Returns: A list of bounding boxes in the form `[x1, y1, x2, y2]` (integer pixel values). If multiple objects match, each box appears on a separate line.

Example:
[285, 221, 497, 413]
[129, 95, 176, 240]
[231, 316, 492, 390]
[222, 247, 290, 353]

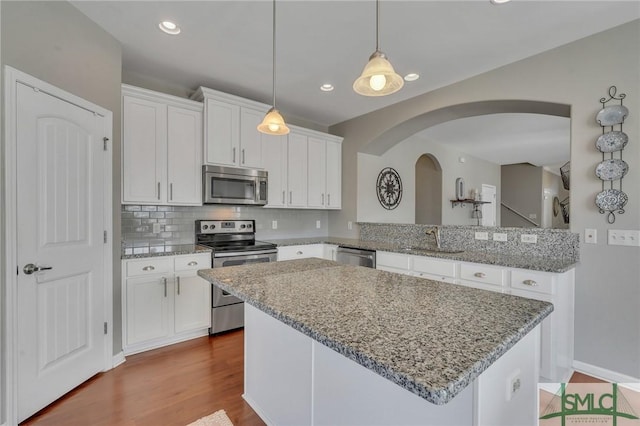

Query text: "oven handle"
[213, 249, 278, 258]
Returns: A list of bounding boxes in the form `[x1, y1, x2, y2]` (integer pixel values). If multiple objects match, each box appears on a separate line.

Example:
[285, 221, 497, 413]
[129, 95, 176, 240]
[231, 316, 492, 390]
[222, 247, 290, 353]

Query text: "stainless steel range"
[195, 219, 277, 334]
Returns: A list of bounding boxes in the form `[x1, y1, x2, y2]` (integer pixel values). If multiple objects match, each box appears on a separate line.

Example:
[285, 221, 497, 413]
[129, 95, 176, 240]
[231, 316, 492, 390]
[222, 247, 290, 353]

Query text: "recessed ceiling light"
[159, 20, 181, 35]
[490, 0, 511, 4]
[404, 73, 420, 82]
[320, 84, 334, 92]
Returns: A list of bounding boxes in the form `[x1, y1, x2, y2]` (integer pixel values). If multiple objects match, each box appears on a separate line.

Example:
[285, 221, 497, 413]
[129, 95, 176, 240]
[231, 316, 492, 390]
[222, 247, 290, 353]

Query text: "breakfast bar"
[199, 258, 553, 425]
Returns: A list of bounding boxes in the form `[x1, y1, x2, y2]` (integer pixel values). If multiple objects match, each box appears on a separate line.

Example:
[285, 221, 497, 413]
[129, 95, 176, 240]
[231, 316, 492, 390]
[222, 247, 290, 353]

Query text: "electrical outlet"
[493, 233, 508, 242]
[506, 370, 521, 401]
[475, 231, 489, 240]
[316, 220, 321, 229]
[152, 223, 161, 234]
[521, 234, 537, 244]
[608, 229, 640, 246]
[528, 213, 537, 219]
[348, 221, 353, 230]
[585, 228, 597, 244]
[271, 220, 278, 230]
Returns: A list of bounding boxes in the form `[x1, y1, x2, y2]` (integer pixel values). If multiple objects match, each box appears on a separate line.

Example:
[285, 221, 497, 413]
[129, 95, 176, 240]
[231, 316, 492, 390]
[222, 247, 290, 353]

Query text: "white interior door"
[16, 82, 107, 422]
[481, 184, 497, 227]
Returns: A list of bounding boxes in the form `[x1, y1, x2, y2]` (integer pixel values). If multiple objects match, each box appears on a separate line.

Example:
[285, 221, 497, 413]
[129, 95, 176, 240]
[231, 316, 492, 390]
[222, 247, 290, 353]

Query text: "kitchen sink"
[398, 247, 464, 254]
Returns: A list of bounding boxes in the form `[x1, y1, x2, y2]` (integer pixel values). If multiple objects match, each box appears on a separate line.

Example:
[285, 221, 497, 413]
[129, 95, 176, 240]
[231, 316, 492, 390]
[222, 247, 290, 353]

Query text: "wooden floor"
[21, 328, 605, 425]
[21, 330, 265, 426]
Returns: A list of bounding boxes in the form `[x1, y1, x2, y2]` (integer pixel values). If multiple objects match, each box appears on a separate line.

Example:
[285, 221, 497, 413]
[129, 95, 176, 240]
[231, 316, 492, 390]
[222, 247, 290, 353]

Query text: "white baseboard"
[112, 351, 126, 369]
[573, 360, 640, 384]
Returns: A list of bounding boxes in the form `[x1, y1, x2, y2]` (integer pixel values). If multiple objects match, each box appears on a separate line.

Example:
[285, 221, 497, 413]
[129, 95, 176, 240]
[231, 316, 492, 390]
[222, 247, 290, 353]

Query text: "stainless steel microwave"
[203, 165, 268, 205]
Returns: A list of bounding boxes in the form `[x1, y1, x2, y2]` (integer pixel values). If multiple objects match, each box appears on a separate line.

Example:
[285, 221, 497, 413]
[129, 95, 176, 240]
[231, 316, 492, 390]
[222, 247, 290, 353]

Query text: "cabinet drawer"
[126, 257, 173, 277]
[174, 253, 211, 271]
[412, 256, 456, 278]
[459, 263, 505, 287]
[510, 270, 554, 295]
[412, 271, 456, 285]
[376, 251, 410, 271]
[277, 245, 323, 261]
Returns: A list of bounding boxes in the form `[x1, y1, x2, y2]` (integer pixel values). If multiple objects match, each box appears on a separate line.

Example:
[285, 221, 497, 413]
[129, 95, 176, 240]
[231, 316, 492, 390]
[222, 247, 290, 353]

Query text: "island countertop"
[198, 258, 553, 405]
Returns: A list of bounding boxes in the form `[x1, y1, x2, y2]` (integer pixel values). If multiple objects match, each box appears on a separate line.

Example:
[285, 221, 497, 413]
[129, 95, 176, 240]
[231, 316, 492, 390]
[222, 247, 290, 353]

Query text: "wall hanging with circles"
[376, 167, 403, 210]
[595, 86, 629, 224]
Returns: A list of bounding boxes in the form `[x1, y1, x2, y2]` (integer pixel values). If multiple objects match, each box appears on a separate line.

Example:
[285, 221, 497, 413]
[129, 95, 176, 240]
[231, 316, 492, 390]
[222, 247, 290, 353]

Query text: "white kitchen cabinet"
[411, 256, 457, 284]
[122, 85, 203, 206]
[262, 134, 288, 208]
[277, 244, 324, 261]
[307, 136, 327, 208]
[322, 244, 339, 261]
[325, 139, 342, 209]
[287, 130, 308, 208]
[195, 87, 269, 168]
[122, 253, 212, 355]
[458, 262, 507, 293]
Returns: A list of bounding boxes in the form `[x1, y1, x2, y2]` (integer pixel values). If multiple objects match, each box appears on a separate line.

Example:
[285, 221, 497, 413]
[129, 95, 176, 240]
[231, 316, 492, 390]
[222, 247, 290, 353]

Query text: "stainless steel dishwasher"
[336, 246, 376, 268]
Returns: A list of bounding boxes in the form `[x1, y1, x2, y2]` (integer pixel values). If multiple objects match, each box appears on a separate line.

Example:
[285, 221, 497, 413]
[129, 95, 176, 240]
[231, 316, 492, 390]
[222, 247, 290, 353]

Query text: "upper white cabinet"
[262, 134, 288, 207]
[194, 87, 269, 169]
[122, 85, 202, 206]
[325, 139, 342, 209]
[287, 130, 309, 208]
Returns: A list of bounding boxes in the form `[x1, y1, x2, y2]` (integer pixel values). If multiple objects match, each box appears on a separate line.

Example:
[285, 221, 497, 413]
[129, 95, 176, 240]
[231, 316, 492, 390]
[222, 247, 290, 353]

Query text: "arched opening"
[415, 154, 442, 225]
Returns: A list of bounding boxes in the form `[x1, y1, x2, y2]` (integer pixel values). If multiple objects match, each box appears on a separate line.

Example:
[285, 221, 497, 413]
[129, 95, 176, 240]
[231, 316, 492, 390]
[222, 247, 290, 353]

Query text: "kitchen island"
[199, 258, 552, 425]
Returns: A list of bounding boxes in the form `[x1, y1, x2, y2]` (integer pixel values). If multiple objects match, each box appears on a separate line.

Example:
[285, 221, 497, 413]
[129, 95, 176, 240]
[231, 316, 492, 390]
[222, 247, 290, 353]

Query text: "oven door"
[212, 250, 278, 268]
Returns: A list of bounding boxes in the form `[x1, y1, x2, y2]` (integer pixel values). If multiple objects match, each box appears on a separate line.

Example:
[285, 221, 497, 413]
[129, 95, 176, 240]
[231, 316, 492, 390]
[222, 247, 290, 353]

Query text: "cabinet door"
[167, 106, 202, 205]
[263, 134, 288, 207]
[322, 244, 338, 261]
[287, 131, 308, 207]
[125, 275, 172, 346]
[205, 98, 239, 166]
[325, 139, 342, 209]
[174, 271, 212, 334]
[307, 137, 327, 208]
[122, 96, 166, 204]
[240, 108, 264, 169]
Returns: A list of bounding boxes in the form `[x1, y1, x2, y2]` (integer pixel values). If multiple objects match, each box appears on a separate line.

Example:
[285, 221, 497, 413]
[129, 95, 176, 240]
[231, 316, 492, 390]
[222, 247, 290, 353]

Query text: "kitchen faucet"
[425, 226, 441, 249]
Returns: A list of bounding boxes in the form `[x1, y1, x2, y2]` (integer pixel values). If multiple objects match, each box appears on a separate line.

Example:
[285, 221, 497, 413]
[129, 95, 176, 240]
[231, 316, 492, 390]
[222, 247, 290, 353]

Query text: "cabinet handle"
[296, 251, 303, 255]
[233, 147, 236, 163]
[474, 272, 486, 278]
[187, 261, 198, 266]
[169, 183, 173, 201]
[321, 193, 324, 205]
[327, 193, 330, 206]
[242, 149, 245, 164]
[142, 265, 155, 271]
[282, 190, 285, 204]
[162, 277, 167, 297]
[522, 279, 538, 286]
[289, 191, 292, 204]
[177, 276, 181, 295]
[157, 182, 161, 200]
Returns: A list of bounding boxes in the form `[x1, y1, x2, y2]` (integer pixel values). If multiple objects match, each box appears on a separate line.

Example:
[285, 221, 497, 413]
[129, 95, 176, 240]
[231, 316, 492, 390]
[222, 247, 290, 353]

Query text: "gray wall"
[1, 1, 123, 355]
[501, 164, 542, 228]
[330, 21, 640, 378]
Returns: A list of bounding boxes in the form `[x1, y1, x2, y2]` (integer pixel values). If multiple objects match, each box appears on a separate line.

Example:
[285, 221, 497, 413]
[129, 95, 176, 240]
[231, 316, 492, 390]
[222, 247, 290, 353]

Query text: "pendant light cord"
[272, 0, 277, 108]
[375, 0, 380, 52]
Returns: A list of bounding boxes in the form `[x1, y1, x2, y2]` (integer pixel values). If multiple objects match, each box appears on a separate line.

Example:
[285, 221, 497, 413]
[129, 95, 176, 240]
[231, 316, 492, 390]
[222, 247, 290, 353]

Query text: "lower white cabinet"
[123, 253, 211, 355]
[277, 244, 335, 261]
[376, 250, 574, 382]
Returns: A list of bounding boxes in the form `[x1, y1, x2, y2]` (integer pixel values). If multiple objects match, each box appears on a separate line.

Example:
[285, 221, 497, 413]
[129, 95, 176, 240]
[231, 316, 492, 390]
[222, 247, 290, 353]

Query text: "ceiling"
[71, 1, 640, 127]
[417, 113, 570, 171]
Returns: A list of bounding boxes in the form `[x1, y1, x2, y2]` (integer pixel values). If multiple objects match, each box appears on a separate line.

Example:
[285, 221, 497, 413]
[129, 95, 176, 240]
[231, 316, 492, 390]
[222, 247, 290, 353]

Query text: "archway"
[415, 154, 442, 225]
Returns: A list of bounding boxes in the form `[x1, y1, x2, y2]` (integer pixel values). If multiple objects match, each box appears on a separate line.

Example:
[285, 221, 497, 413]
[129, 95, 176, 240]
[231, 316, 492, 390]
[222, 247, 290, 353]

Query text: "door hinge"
[104, 230, 107, 243]
[103, 137, 109, 151]
[104, 322, 108, 335]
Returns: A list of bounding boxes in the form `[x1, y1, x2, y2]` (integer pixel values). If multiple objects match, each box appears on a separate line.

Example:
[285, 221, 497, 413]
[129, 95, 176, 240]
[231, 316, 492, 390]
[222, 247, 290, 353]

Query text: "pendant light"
[353, 0, 403, 96]
[258, 0, 290, 135]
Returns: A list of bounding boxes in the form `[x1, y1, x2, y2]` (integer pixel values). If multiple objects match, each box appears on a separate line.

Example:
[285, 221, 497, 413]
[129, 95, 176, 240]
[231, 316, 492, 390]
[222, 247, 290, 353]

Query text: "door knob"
[23, 263, 53, 275]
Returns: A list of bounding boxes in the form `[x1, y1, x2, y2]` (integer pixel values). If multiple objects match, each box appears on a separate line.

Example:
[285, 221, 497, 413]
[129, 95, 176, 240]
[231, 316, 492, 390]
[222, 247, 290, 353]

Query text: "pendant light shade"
[353, 0, 403, 97]
[258, 0, 289, 135]
[257, 107, 289, 135]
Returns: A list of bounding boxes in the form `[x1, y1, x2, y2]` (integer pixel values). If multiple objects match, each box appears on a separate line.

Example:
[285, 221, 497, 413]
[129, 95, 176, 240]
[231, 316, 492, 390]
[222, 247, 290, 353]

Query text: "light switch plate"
[493, 233, 508, 242]
[316, 220, 321, 229]
[521, 234, 537, 244]
[608, 229, 640, 246]
[152, 222, 161, 234]
[475, 231, 489, 240]
[347, 221, 353, 230]
[271, 220, 278, 230]
[584, 228, 597, 244]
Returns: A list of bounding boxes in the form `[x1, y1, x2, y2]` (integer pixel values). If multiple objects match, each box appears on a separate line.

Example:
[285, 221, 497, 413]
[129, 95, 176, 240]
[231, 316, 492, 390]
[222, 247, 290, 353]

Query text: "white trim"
[112, 352, 126, 369]
[102, 109, 114, 373]
[573, 360, 640, 384]
[122, 84, 203, 112]
[3, 66, 114, 425]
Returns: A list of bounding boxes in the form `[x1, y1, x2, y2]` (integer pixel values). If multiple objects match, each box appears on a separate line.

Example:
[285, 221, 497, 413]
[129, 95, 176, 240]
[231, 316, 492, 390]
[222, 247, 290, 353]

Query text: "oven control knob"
[247, 224, 252, 228]
[240, 224, 246, 229]
[202, 225, 208, 230]
[211, 224, 215, 229]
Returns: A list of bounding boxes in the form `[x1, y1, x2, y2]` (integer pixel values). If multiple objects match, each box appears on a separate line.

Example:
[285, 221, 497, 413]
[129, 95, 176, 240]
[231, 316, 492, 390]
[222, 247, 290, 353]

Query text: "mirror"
[358, 113, 570, 228]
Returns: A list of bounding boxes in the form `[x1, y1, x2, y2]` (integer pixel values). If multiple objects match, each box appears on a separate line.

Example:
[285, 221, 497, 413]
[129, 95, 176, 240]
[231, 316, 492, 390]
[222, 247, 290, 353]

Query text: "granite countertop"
[122, 244, 211, 260]
[198, 258, 553, 405]
[266, 237, 577, 273]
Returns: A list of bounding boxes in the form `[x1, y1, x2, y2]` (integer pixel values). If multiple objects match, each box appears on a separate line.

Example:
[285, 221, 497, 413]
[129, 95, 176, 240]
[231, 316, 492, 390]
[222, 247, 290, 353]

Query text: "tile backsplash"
[121, 205, 329, 252]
